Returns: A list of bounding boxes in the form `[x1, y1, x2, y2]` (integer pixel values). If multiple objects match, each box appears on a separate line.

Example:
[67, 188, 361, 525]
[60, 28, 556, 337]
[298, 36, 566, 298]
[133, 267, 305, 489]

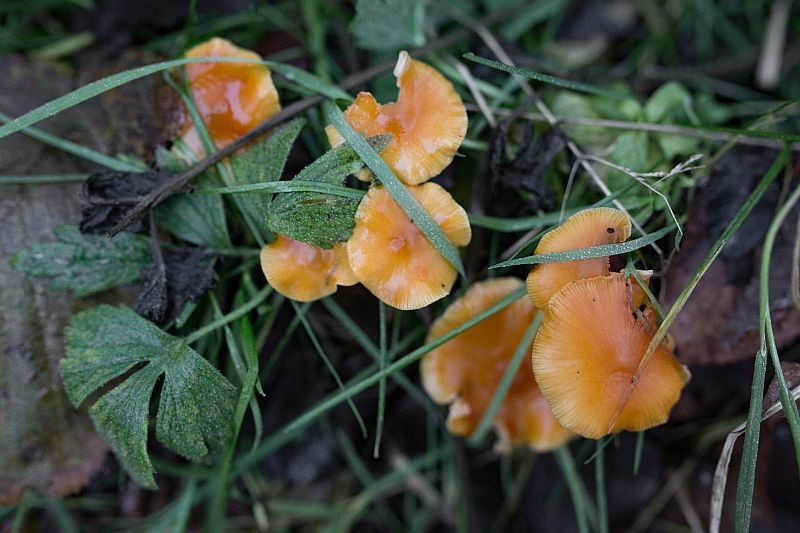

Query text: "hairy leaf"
[62, 306, 236, 489]
[350, 0, 425, 51]
[156, 174, 232, 249]
[79, 171, 172, 234]
[268, 135, 390, 248]
[229, 118, 305, 241]
[9, 225, 151, 297]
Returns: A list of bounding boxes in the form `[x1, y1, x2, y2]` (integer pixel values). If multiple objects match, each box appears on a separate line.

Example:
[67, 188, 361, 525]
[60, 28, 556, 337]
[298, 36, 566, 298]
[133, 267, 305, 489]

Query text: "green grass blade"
[595, 442, 609, 533]
[490, 226, 674, 269]
[463, 53, 629, 100]
[291, 300, 368, 439]
[323, 101, 466, 278]
[0, 174, 89, 185]
[468, 209, 579, 232]
[468, 312, 543, 445]
[554, 447, 590, 533]
[373, 302, 388, 458]
[0, 56, 279, 141]
[633, 431, 645, 475]
[0, 111, 145, 172]
[201, 181, 366, 199]
[283, 286, 527, 434]
[737, 161, 800, 530]
[266, 61, 352, 101]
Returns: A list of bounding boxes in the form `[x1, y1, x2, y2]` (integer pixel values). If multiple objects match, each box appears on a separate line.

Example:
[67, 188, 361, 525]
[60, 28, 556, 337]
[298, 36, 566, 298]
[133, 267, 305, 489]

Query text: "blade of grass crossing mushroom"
[164, 72, 264, 246]
[323, 101, 466, 278]
[283, 286, 527, 434]
[468, 312, 543, 445]
[0, 56, 350, 140]
[462, 53, 629, 100]
[290, 300, 368, 439]
[605, 145, 791, 437]
[374, 302, 388, 458]
[201, 181, 365, 198]
[490, 225, 675, 269]
[736, 170, 800, 531]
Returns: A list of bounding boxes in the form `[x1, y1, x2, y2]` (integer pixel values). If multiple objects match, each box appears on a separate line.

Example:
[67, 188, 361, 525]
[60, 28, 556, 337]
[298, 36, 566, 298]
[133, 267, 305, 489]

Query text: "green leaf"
[608, 131, 648, 189]
[229, 118, 306, 238]
[489, 225, 675, 269]
[267, 135, 390, 248]
[644, 81, 691, 122]
[9, 225, 151, 297]
[324, 102, 466, 277]
[62, 305, 236, 489]
[350, 0, 425, 51]
[156, 173, 232, 249]
[463, 53, 629, 100]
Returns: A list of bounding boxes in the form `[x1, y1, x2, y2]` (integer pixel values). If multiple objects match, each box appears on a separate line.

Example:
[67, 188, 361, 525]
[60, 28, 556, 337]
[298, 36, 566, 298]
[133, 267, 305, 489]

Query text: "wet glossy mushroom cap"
[422, 278, 573, 451]
[531, 273, 690, 439]
[181, 37, 280, 152]
[326, 51, 467, 185]
[526, 207, 632, 309]
[347, 183, 471, 310]
[260, 235, 357, 302]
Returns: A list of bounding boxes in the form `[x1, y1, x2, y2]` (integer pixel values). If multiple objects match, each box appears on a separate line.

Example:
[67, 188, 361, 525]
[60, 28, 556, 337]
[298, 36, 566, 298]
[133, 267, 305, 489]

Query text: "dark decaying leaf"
[136, 247, 218, 323]
[764, 362, 800, 416]
[80, 170, 172, 234]
[268, 135, 390, 248]
[488, 120, 561, 217]
[10, 225, 152, 297]
[664, 148, 800, 365]
[62, 305, 237, 489]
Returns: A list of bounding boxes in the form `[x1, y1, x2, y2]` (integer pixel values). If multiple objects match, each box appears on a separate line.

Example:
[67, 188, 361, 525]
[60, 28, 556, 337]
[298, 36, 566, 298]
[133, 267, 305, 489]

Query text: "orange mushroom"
[531, 273, 690, 439]
[326, 51, 467, 185]
[181, 37, 280, 153]
[526, 207, 633, 309]
[422, 278, 573, 452]
[347, 183, 471, 310]
[260, 235, 357, 302]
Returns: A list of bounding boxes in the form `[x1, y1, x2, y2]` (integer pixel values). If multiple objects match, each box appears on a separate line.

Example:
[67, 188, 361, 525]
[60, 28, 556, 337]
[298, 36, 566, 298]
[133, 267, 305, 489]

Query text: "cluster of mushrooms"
[177, 37, 690, 452]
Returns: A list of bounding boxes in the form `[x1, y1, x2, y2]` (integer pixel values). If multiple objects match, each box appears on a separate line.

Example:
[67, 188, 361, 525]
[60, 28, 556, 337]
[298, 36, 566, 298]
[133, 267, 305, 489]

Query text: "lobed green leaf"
[9, 225, 151, 297]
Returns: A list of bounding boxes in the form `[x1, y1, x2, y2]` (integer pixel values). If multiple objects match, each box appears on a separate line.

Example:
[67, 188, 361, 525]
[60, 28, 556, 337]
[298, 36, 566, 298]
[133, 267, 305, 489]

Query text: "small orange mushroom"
[347, 183, 471, 310]
[181, 37, 280, 153]
[422, 278, 573, 452]
[531, 273, 690, 439]
[260, 235, 357, 302]
[326, 51, 467, 185]
[526, 207, 632, 309]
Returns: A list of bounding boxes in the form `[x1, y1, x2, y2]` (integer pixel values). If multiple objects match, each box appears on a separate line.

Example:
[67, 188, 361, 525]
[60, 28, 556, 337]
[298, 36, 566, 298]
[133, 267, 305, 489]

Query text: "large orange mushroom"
[347, 183, 471, 310]
[526, 207, 632, 309]
[422, 278, 573, 452]
[326, 51, 467, 185]
[531, 273, 690, 439]
[180, 37, 280, 153]
[260, 235, 357, 302]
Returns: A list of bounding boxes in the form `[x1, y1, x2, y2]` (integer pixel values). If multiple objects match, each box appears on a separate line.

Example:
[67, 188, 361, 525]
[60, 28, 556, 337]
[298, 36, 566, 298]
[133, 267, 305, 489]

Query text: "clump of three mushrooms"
[422, 208, 690, 451]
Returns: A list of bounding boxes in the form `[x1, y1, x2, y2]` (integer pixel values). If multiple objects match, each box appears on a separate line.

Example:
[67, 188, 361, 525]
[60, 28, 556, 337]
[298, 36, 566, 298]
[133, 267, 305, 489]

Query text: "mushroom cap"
[181, 37, 280, 152]
[422, 278, 573, 452]
[326, 51, 467, 185]
[347, 183, 471, 310]
[260, 235, 357, 302]
[531, 274, 690, 439]
[527, 207, 632, 309]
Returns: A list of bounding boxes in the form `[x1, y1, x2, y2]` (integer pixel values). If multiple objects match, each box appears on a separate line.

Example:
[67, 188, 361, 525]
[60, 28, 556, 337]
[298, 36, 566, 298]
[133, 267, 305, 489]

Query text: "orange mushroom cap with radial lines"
[260, 235, 357, 302]
[422, 278, 573, 452]
[531, 273, 690, 439]
[347, 183, 471, 310]
[181, 37, 280, 153]
[325, 51, 467, 185]
[527, 207, 632, 309]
